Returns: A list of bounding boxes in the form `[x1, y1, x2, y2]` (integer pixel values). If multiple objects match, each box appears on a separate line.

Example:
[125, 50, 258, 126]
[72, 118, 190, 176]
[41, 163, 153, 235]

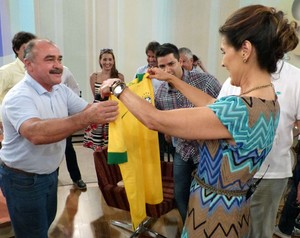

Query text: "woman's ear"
[241, 40, 252, 63]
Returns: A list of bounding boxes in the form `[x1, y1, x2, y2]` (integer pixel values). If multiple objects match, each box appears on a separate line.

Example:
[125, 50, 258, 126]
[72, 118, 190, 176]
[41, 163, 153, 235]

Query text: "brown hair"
[219, 5, 298, 73]
[145, 41, 160, 54]
[99, 49, 119, 78]
[12, 31, 36, 58]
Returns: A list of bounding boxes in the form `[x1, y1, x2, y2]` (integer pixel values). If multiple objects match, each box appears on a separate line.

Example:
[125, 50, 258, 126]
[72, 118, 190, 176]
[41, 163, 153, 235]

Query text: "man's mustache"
[49, 68, 63, 74]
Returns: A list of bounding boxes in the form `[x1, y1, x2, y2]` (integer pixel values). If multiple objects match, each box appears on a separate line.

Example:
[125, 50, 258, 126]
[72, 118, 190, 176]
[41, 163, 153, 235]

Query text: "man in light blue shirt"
[0, 39, 118, 237]
[135, 41, 163, 94]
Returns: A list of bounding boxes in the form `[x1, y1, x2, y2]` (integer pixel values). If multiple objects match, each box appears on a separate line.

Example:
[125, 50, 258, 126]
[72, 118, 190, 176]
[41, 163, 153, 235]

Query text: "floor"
[0, 142, 297, 238]
[2, 183, 293, 238]
[50, 142, 182, 237]
[48, 183, 181, 238]
[0, 143, 182, 238]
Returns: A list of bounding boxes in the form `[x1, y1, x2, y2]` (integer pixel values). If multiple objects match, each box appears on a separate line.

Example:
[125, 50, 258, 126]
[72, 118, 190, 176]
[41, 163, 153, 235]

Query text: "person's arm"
[19, 101, 118, 145]
[197, 59, 208, 73]
[101, 79, 231, 141]
[118, 73, 125, 82]
[148, 68, 216, 107]
[89, 73, 96, 95]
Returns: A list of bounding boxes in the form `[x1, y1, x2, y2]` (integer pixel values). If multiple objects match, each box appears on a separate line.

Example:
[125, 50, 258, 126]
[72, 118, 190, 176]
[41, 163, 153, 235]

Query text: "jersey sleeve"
[107, 95, 128, 164]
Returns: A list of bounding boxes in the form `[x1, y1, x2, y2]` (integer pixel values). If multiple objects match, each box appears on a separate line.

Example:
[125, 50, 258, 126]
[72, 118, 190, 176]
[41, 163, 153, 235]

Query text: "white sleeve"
[62, 66, 80, 96]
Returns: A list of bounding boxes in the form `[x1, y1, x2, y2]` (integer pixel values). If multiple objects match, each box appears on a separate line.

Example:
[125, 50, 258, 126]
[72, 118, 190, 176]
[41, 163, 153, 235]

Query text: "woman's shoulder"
[90, 72, 101, 80]
[215, 95, 240, 103]
[118, 73, 125, 81]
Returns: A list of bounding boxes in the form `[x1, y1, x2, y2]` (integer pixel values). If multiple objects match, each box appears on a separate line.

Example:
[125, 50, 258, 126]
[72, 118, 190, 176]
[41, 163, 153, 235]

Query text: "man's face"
[25, 41, 63, 91]
[180, 53, 193, 71]
[146, 50, 157, 67]
[157, 53, 183, 79]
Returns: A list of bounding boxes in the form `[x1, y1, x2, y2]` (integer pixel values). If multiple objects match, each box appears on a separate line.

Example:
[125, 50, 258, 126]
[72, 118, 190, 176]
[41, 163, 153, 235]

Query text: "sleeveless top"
[83, 81, 109, 151]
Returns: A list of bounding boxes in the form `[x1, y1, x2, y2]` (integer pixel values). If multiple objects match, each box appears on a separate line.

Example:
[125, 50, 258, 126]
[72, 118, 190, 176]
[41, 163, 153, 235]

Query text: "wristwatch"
[110, 81, 127, 98]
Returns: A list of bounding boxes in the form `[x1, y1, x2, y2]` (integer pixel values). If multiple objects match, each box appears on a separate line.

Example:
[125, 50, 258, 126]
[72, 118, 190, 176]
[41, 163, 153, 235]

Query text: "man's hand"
[86, 100, 118, 125]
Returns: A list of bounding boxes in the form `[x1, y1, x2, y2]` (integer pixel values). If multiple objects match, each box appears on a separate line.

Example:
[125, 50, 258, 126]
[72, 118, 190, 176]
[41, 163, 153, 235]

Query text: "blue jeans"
[65, 136, 81, 182]
[278, 148, 300, 235]
[0, 164, 58, 238]
[278, 184, 300, 235]
[173, 152, 197, 223]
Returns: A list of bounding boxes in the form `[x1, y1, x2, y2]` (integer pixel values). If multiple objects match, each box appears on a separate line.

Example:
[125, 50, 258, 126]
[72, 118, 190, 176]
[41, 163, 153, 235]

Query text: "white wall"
[1, 0, 299, 102]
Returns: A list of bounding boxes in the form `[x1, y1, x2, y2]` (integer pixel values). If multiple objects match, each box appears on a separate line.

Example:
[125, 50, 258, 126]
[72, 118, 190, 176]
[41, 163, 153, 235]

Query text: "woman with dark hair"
[101, 5, 298, 238]
[83, 48, 124, 152]
[90, 48, 124, 98]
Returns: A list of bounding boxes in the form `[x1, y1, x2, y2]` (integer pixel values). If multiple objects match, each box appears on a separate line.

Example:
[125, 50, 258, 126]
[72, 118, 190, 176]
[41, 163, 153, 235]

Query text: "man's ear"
[24, 59, 32, 72]
[179, 57, 183, 66]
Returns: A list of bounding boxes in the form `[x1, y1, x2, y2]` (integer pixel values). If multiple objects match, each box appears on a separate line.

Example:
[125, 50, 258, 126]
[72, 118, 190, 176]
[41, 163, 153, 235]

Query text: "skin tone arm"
[89, 73, 97, 95]
[147, 67, 216, 107]
[19, 101, 118, 145]
[101, 78, 232, 141]
[118, 73, 125, 82]
[197, 59, 208, 73]
[90, 73, 124, 95]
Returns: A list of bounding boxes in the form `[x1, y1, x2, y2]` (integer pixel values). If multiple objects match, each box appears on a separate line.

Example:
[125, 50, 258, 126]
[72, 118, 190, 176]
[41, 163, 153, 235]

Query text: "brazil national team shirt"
[108, 73, 163, 229]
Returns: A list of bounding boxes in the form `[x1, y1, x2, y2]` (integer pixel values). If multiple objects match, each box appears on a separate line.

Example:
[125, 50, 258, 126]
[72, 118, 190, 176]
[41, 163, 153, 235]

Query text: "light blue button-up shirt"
[0, 73, 88, 174]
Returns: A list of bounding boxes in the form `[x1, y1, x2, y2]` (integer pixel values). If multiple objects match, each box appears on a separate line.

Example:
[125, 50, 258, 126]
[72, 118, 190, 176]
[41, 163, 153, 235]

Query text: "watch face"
[114, 85, 123, 94]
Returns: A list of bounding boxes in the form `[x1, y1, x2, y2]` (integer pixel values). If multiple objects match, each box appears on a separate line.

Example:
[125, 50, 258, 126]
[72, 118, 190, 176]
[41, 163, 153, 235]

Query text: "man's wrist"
[166, 75, 177, 87]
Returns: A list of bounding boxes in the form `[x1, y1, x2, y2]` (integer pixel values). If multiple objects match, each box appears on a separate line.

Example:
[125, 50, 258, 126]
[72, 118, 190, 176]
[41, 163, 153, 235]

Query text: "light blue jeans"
[0, 164, 58, 238]
[173, 152, 198, 223]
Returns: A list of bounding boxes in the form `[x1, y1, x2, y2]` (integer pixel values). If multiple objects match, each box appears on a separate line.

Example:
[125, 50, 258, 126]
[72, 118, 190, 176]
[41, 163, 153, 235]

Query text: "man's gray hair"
[24, 39, 55, 62]
[179, 47, 193, 60]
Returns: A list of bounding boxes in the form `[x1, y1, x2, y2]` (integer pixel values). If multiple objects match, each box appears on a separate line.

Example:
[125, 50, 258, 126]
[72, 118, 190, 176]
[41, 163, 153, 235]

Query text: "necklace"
[240, 83, 273, 96]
